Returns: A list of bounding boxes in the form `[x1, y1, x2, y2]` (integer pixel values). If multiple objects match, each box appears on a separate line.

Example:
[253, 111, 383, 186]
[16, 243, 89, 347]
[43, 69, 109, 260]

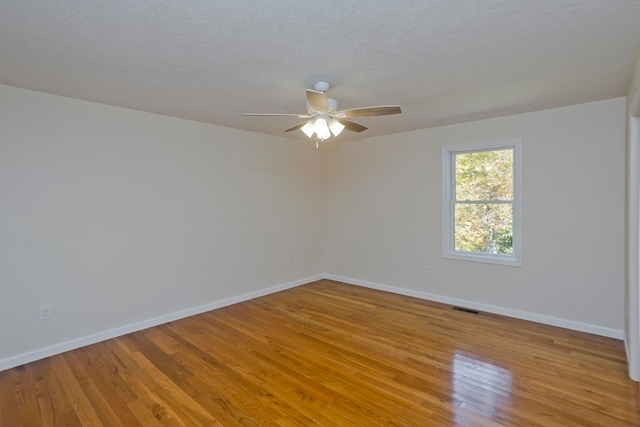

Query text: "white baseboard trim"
[0, 275, 323, 371]
[2, 273, 623, 371]
[323, 274, 624, 340]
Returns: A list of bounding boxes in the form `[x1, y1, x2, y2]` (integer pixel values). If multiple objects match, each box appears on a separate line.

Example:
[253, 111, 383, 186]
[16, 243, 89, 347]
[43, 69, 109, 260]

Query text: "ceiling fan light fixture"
[329, 119, 345, 137]
[313, 117, 331, 140]
[301, 121, 315, 138]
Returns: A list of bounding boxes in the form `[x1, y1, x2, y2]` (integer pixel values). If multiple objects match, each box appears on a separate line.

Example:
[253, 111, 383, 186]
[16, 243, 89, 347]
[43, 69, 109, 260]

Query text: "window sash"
[454, 200, 513, 204]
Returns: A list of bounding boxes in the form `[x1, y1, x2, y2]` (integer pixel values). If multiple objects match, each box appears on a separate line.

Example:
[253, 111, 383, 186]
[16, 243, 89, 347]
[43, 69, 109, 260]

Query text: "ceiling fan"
[243, 81, 401, 147]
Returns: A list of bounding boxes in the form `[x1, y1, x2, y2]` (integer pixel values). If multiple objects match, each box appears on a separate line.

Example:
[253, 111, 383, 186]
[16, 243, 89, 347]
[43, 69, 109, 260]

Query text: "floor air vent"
[452, 306, 480, 315]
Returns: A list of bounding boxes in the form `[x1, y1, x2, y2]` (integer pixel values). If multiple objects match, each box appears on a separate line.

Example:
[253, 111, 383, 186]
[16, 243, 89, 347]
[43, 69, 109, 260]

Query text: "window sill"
[443, 251, 522, 267]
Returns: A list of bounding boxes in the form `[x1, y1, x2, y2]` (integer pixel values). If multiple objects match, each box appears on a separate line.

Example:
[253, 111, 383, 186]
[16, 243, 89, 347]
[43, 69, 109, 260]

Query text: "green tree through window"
[455, 149, 513, 254]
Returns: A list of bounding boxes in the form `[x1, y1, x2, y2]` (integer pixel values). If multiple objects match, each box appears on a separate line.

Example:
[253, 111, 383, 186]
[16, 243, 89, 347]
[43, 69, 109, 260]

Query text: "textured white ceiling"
[1, 0, 639, 141]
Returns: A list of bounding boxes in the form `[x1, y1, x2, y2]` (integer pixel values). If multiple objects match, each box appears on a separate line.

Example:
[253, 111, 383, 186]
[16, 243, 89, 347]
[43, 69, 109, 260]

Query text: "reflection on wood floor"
[1, 279, 639, 426]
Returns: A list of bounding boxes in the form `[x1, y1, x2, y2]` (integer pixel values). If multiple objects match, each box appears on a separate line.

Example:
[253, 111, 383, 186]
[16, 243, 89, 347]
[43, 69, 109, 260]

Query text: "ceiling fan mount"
[244, 80, 401, 146]
[313, 80, 331, 92]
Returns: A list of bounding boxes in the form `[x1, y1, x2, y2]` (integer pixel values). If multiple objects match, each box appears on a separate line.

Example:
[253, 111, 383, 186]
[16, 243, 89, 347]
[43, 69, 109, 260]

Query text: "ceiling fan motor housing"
[307, 98, 338, 115]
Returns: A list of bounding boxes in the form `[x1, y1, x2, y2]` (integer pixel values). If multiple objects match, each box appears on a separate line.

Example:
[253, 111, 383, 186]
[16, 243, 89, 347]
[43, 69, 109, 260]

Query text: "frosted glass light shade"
[301, 121, 314, 138]
[313, 118, 331, 140]
[299, 117, 343, 140]
[329, 119, 345, 137]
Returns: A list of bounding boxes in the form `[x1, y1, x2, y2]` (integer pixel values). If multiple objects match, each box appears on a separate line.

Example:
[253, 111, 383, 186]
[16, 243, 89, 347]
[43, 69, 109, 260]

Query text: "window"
[443, 138, 521, 266]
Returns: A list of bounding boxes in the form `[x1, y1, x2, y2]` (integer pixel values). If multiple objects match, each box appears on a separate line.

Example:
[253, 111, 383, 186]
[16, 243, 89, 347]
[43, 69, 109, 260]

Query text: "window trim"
[442, 138, 522, 267]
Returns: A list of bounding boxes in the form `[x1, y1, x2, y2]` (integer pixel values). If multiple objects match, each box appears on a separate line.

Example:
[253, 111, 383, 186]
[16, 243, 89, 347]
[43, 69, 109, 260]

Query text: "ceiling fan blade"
[338, 119, 368, 133]
[306, 90, 329, 113]
[334, 105, 401, 118]
[243, 113, 311, 118]
[284, 121, 311, 132]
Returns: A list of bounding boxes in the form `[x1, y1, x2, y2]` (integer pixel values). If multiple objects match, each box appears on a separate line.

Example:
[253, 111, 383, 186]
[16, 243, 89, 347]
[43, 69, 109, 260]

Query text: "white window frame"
[442, 138, 522, 267]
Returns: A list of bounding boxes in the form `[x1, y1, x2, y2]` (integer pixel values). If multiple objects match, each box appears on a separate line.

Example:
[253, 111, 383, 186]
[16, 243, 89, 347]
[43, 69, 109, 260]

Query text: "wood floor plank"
[63, 346, 142, 426]
[49, 354, 105, 427]
[39, 358, 79, 427]
[126, 349, 224, 426]
[8, 365, 40, 427]
[1, 279, 638, 426]
[0, 369, 20, 427]
[210, 301, 437, 424]
[24, 361, 56, 427]
[101, 338, 178, 425]
[177, 317, 339, 425]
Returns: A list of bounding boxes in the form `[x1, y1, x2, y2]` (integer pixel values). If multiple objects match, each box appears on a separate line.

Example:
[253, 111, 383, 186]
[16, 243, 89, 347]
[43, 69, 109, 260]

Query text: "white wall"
[323, 98, 626, 334]
[0, 85, 628, 369]
[0, 85, 324, 364]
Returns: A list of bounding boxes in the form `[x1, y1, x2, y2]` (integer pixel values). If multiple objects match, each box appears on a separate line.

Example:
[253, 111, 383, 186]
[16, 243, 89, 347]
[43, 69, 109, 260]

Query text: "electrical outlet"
[292, 256, 300, 268]
[39, 304, 52, 321]
[425, 266, 432, 276]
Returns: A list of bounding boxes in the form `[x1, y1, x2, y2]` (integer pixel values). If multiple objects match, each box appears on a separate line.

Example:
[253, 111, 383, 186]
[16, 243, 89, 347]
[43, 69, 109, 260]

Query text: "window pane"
[454, 203, 513, 254]
[455, 149, 513, 201]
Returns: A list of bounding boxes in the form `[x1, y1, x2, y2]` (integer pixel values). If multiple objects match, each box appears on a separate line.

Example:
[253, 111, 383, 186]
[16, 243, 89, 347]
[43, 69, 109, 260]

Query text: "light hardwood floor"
[1, 279, 639, 426]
